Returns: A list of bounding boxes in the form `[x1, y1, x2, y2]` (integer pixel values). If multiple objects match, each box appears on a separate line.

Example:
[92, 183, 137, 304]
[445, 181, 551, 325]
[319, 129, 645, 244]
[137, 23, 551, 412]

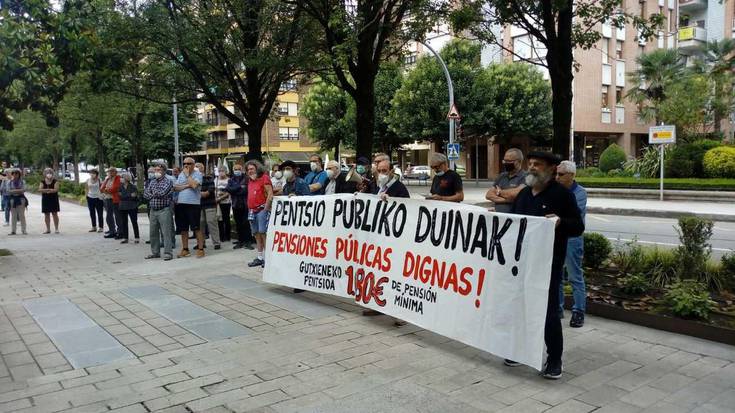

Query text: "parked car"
[404, 165, 430, 180]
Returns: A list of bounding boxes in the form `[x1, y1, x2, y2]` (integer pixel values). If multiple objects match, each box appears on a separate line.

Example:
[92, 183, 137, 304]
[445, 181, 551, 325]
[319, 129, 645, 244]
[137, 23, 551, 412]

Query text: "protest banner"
[263, 194, 555, 370]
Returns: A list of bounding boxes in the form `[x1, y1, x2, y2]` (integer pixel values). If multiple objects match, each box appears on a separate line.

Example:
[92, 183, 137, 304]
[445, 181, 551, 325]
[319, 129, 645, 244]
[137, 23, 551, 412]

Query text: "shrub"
[620, 273, 650, 295]
[599, 143, 627, 172]
[583, 233, 612, 269]
[624, 145, 667, 178]
[674, 216, 714, 280]
[722, 252, 735, 291]
[666, 140, 721, 178]
[664, 280, 715, 319]
[611, 238, 645, 274]
[575, 167, 600, 178]
[703, 146, 735, 178]
[640, 248, 678, 288]
[700, 261, 728, 292]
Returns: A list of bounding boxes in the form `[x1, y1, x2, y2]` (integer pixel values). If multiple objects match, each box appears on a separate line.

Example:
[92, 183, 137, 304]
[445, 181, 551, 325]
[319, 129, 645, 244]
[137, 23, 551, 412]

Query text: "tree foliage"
[300, 79, 355, 154]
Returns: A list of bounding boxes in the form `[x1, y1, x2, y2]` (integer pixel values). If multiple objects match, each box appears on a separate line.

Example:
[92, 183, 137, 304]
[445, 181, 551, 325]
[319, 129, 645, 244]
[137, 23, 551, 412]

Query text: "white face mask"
[193, 167, 200, 173]
[233, 170, 242, 176]
[377, 173, 390, 187]
[310, 162, 318, 172]
[154, 172, 163, 179]
[283, 170, 294, 180]
[326, 169, 336, 179]
[46, 173, 53, 179]
[274, 171, 283, 179]
[435, 170, 445, 177]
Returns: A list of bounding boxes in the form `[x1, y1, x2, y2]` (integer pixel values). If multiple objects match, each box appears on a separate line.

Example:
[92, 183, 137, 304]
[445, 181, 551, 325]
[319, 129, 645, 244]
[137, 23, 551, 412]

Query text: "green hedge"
[665, 140, 721, 178]
[703, 146, 735, 178]
[576, 177, 735, 191]
[599, 143, 627, 172]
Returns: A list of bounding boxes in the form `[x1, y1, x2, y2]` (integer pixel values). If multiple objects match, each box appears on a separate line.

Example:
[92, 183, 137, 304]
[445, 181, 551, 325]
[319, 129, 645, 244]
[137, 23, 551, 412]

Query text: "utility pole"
[173, 98, 180, 168]
[419, 41, 456, 170]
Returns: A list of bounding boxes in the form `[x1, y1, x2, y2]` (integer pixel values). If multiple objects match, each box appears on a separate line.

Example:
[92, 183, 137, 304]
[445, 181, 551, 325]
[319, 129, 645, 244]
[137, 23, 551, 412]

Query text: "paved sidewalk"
[0, 194, 733, 412]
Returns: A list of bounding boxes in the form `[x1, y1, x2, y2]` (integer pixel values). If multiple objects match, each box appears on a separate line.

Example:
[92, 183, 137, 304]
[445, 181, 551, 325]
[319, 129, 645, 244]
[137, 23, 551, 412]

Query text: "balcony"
[206, 140, 219, 149]
[679, 0, 708, 12]
[232, 137, 246, 147]
[678, 26, 707, 53]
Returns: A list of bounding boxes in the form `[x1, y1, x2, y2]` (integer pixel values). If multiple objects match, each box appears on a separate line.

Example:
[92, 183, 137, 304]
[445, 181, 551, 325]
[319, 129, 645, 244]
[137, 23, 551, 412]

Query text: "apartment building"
[190, 82, 320, 169]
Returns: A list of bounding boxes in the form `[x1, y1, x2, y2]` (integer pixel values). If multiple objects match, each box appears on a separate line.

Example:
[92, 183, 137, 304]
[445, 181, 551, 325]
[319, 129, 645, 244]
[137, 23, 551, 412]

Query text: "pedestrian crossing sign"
[447, 143, 460, 160]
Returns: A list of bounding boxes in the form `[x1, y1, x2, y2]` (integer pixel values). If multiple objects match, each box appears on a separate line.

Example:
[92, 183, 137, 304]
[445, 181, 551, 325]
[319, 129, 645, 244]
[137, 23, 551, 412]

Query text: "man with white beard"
[504, 152, 584, 380]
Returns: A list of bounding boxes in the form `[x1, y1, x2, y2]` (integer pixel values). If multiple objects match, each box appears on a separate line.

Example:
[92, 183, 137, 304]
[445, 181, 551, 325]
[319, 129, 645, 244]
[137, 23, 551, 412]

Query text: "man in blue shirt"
[304, 154, 329, 195]
[174, 157, 204, 258]
[280, 160, 310, 196]
[555, 160, 588, 328]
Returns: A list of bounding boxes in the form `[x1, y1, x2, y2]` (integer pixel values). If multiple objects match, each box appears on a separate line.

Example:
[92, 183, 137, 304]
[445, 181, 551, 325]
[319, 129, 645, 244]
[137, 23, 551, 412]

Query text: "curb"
[586, 207, 735, 223]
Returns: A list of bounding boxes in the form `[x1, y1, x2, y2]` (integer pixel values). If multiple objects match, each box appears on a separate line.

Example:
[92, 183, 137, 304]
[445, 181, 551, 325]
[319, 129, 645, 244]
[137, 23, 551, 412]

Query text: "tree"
[467, 63, 552, 144]
[389, 39, 482, 143]
[2, 111, 62, 169]
[658, 74, 710, 136]
[452, 0, 664, 157]
[373, 62, 410, 154]
[294, 0, 440, 158]
[627, 49, 685, 125]
[103, 0, 317, 161]
[301, 79, 356, 158]
[693, 39, 735, 135]
[0, 0, 97, 130]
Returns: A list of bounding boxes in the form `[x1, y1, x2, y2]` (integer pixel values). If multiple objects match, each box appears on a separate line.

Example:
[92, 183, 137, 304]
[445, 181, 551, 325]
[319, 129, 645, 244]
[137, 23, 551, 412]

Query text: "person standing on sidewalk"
[197, 163, 221, 250]
[486, 148, 527, 213]
[428, 153, 464, 203]
[174, 157, 204, 258]
[555, 160, 587, 328]
[85, 169, 104, 233]
[144, 164, 174, 260]
[245, 160, 273, 268]
[505, 152, 584, 380]
[101, 167, 121, 239]
[0, 171, 10, 226]
[6, 169, 28, 235]
[215, 167, 231, 243]
[226, 163, 254, 250]
[118, 172, 140, 244]
[39, 168, 61, 234]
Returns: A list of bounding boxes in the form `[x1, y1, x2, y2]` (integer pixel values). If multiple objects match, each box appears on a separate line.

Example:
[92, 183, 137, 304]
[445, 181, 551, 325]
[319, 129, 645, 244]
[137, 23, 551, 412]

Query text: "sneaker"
[247, 258, 263, 267]
[503, 359, 522, 367]
[89, 228, 97, 232]
[145, 254, 160, 259]
[570, 311, 585, 328]
[104, 234, 116, 239]
[233, 243, 243, 250]
[214, 244, 221, 250]
[177, 249, 191, 258]
[244, 243, 255, 250]
[196, 249, 205, 258]
[120, 239, 129, 244]
[97, 228, 103, 233]
[542, 359, 563, 380]
[163, 255, 173, 261]
[145, 240, 151, 244]
[8, 232, 16, 235]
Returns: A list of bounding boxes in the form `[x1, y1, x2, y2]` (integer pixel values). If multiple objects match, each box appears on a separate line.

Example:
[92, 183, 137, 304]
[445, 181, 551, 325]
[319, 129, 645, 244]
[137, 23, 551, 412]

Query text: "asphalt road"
[586, 214, 735, 259]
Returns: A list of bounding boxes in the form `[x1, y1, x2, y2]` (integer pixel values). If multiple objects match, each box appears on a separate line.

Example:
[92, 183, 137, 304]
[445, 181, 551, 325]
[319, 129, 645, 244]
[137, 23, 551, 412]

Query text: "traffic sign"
[649, 125, 676, 144]
[447, 104, 460, 120]
[447, 143, 460, 160]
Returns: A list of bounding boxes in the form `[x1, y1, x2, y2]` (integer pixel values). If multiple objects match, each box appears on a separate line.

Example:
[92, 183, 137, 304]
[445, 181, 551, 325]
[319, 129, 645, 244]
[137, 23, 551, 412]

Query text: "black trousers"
[218, 203, 231, 241]
[87, 197, 104, 228]
[120, 209, 140, 239]
[545, 269, 563, 363]
[232, 206, 254, 244]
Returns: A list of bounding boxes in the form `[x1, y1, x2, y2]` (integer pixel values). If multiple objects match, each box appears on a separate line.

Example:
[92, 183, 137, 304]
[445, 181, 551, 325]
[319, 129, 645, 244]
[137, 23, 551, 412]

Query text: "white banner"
[263, 194, 555, 370]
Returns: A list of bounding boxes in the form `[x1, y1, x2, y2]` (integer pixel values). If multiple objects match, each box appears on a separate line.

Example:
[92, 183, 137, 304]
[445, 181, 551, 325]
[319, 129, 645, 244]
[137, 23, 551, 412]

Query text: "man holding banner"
[507, 151, 585, 379]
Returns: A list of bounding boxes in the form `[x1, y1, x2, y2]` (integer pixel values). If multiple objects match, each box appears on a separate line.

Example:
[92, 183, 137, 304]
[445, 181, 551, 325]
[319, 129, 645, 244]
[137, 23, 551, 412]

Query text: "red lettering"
[345, 266, 387, 307]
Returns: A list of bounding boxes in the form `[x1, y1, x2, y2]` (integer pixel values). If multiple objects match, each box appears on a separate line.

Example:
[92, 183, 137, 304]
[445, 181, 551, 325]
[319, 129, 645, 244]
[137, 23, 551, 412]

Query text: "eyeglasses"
[556, 172, 569, 177]
[183, 162, 193, 165]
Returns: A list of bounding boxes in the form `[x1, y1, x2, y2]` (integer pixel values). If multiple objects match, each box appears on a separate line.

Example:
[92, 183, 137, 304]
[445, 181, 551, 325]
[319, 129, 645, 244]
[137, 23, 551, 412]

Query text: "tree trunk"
[546, 0, 574, 159]
[133, 113, 145, 189]
[246, 122, 263, 162]
[354, 84, 376, 159]
[70, 135, 80, 185]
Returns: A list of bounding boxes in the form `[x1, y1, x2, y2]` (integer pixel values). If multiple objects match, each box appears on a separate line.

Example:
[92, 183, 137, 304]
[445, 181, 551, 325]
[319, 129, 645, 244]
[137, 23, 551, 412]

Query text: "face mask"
[274, 171, 283, 179]
[326, 169, 336, 179]
[148, 173, 154, 179]
[435, 170, 445, 177]
[233, 170, 243, 177]
[154, 172, 163, 179]
[194, 167, 200, 173]
[356, 165, 366, 175]
[503, 162, 516, 173]
[46, 173, 53, 179]
[310, 162, 318, 172]
[377, 173, 389, 187]
[283, 170, 294, 180]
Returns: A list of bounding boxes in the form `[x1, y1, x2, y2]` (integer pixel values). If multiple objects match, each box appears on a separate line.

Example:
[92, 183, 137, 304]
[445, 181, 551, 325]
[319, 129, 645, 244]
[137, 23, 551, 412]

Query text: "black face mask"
[503, 162, 516, 172]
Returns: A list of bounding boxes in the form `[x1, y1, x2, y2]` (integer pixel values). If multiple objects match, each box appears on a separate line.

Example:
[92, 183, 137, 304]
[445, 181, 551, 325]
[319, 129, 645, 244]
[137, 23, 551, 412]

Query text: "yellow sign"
[649, 125, 676, 144]
[679, 27, 695, 41]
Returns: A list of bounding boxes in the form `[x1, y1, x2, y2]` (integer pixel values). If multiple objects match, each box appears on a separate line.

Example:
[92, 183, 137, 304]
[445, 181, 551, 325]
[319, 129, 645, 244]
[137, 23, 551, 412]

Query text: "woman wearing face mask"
[7, 169, 28, 235]
[215, 167, 231, 242]
[353, 157, 373, 193]
[85, 169, 104, 232]
[270, 164, 284, 195]
[225, 163, 254, 250]
[39, 168, 61, 234]
[118, 172, 140, 244]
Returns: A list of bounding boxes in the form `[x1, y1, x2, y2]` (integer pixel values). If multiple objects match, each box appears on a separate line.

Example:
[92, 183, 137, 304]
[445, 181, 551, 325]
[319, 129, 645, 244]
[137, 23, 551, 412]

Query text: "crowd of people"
[1, 149, 588, 380]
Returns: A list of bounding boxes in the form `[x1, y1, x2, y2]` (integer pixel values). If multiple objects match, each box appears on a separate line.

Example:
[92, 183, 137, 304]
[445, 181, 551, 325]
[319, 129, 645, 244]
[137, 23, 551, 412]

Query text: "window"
[279, 127, 299, 140]
[512, 35, 533, 61]
[277, 105, 288, 115]
[601, 86, 610, 109]
[602, 39, 609, 64]
[615, 40, 623, 59]
[287, 102, 298, 116]
[616, 87, 624, 105]
[638, 45, 644, 57]
[280, 80, 297, 91]
[639, 1, 646, 19]
[404, 54, 417, 65]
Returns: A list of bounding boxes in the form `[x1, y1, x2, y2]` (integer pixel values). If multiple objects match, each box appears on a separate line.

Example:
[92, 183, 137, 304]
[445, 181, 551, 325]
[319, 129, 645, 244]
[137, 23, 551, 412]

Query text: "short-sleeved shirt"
[247, 174, 272, 210]
[282, 177, 310, 196]
[493, 170, 528, 213]
[175, 170, 203, 205]
[304, 170, 329, 195]
[430, 169, 463, 197]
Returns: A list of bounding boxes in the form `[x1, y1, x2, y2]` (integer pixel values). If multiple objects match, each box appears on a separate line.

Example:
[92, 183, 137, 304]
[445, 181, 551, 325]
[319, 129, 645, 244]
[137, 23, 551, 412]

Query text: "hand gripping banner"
[264, 194, 555, 370]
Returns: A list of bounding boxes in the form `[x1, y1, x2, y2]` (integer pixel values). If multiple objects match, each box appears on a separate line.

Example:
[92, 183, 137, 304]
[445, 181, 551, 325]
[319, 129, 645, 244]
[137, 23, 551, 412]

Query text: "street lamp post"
[419, 41, 456, 170]
[173, 98, 180, 168]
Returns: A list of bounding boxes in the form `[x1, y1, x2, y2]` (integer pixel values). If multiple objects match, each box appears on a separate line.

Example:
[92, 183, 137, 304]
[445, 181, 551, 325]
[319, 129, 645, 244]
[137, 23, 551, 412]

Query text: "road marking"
[122, 285, 250, 341]
[715, 226, 735, 232]
[608, 237, 733, 252]
[588, 215, 611, 222]
[24, 296, 134, 369]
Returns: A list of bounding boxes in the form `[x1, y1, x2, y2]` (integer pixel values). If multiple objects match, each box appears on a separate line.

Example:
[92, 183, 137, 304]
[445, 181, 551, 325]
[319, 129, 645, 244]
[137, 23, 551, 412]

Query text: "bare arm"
[498, 185, 526, 202]
[265, 184, 274, 210]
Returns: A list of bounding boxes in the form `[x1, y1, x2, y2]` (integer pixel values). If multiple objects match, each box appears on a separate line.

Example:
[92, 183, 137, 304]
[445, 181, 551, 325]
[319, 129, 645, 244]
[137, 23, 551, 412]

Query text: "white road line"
[606, 237, 733, 252]
[588, 215, 611, 222]
[715, 226, 735, 232]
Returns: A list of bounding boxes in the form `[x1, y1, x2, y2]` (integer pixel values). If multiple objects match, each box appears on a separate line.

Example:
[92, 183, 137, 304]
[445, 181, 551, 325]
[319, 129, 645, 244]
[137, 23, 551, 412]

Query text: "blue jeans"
[2, 195, 9, 223]
[559, 236, 586, 313]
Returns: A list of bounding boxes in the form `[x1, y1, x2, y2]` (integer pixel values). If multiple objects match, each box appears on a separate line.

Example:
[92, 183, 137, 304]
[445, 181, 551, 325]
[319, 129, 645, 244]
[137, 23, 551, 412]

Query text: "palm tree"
[693, 39, 735, 134]
[626, 49, 685, 125]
